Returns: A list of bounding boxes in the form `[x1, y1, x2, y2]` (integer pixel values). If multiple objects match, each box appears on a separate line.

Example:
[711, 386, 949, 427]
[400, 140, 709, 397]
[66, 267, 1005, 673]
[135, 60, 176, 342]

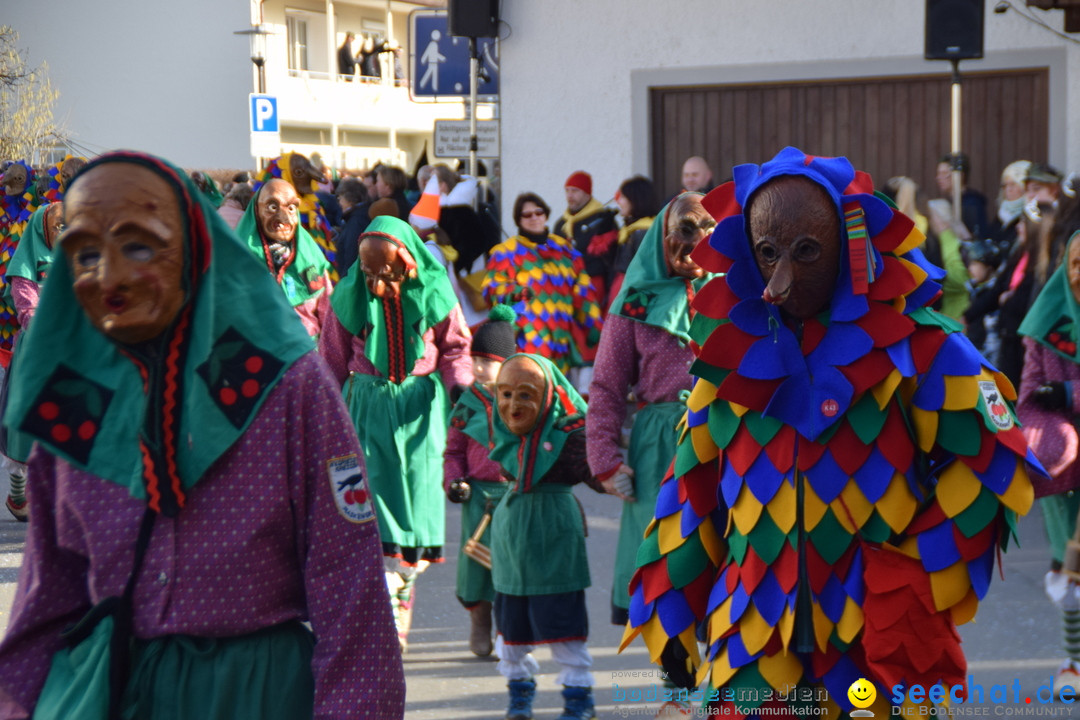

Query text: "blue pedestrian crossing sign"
[409, 10, 498, 100]
[249, 94, 279, 132]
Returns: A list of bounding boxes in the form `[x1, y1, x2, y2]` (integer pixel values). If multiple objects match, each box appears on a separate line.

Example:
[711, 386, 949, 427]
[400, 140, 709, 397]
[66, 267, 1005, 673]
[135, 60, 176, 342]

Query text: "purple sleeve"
[444, 424, 469, 491]
[1017, 337, 1080, 481]
[1017, 336, 1046, 409]
[433, 306, 474, 391]
[316, 306, 354, 386]
[290, 355, 405, 719]
[10, 277, 38, 329]
[586, 315, 636, 477]
[314, 275, 333, 336]
[0, 450, 92, 720]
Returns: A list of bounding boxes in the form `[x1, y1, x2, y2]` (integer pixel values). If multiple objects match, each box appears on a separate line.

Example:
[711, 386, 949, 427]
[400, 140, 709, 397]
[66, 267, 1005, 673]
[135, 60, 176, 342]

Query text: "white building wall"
[498, 0, 1079, 230]
[7, 0, 253, 170]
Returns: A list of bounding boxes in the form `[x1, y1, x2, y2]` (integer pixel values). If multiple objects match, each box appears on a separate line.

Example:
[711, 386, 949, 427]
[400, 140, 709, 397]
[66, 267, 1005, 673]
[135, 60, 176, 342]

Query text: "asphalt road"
[0, 471, 1066, 719]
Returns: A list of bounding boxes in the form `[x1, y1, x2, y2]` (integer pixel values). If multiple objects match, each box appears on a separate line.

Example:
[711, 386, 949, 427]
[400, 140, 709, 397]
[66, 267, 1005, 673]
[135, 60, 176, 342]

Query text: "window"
[286, 14, 308, 72]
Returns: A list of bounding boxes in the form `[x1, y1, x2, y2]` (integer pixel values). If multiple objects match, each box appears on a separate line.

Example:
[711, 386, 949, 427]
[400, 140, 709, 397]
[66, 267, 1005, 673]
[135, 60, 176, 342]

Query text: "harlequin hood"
[689, 147, 947, 441]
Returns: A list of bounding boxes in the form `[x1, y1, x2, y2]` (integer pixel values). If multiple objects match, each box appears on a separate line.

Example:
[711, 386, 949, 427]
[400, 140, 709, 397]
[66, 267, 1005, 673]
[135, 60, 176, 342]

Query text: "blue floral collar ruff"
[691, 147, 946, 441]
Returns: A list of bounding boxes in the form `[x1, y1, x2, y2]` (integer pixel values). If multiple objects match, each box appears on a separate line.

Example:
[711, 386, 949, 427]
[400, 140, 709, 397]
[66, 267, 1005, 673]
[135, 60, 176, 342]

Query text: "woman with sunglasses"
[482, 192, 603, 375]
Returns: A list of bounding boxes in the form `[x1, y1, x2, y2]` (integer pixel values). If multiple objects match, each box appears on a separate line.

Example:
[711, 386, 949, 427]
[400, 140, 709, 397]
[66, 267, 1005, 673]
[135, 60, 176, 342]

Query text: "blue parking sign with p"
[250, 94, 278, 132]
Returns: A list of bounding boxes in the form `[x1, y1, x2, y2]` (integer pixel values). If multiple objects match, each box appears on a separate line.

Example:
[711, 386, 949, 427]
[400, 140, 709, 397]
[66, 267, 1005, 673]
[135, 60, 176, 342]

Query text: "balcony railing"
[269, 69, 461, 132]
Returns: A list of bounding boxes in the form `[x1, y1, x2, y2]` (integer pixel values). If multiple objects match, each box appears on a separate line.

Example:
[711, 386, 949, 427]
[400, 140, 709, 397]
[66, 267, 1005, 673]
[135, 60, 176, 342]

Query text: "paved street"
[0, 471, 1066, 718]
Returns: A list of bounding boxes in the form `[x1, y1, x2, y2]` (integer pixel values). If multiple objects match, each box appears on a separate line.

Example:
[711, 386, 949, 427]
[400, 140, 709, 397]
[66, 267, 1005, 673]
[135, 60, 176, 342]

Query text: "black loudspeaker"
[925, 0, 984, 60]
[448, 0, 499, 38]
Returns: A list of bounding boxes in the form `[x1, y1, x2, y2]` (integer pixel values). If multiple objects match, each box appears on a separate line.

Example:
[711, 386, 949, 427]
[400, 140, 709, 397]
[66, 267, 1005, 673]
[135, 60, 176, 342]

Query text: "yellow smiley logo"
[848, 678, 877, 709]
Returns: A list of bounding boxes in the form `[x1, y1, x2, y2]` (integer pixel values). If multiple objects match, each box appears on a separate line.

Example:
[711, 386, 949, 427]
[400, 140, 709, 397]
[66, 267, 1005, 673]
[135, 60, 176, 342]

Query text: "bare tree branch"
[0, 25, 66, 161]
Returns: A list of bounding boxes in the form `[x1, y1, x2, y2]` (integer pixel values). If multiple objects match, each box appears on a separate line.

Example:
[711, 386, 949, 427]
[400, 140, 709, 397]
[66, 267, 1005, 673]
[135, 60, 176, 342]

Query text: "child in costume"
[319, 215, 473, 650]
[622, 147, 1045, 716]
[489, 353, 604, 720]
[1017, 228, 1080, 693]
[444, 304, 518, 657]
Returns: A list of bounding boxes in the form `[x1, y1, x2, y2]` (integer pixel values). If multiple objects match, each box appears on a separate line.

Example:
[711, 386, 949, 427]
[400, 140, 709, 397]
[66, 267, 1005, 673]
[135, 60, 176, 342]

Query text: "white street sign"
[433, 119, 499, 158]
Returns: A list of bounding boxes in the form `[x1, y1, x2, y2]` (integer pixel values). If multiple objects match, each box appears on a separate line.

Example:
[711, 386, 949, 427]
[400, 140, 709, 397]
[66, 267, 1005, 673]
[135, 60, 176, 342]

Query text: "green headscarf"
[1019, 230, 1080, 363]
[4, 203, 55, 302]
[450, 383, 497, 449]
[488, 353, 587, 492]
[235, 188, 332, 307]
[3, 152, 314, 516]
[329, 215, 459, 383]
[195, 172, 224, 208]
[607, 194, 711, 343]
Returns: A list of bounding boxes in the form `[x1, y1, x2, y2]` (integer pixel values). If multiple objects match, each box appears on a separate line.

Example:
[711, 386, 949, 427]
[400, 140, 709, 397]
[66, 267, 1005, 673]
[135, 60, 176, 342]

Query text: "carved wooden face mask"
[749, 176, 841, 320]
[44, 202, 64, 250]
[358, 237, 408, 300]
[664, 194, 715, 279]
[61, 157, 87, 188]
[289, 153, 314, 193]
[257, 179, 300, 244]
[63, 163, 186, 345]
[496, 356, 545, 436]
[3, 164, 27, 197]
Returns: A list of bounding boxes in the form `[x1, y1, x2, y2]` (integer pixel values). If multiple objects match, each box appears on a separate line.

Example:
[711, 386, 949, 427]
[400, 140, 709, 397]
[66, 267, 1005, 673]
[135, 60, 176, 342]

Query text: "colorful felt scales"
[621, 148, 1046, 717]
[482, 235, 603, 372]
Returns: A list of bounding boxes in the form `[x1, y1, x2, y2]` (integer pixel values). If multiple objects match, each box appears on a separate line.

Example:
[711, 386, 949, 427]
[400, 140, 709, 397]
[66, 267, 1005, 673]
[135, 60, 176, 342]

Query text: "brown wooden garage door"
[650, 68, 1049, 219]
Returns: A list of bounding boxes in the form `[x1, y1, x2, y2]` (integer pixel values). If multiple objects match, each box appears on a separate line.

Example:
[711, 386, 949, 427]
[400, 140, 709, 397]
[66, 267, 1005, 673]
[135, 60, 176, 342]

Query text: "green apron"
[121, 622, 314, 720]
[34, 622, 314, 720]
[1042, 492, 1080, 566]
[2, 336, 33, 463]
[456, 479, 510, 604]
[344, 371, 448, 549]
[612, 401, 684, 611]
[491, 483, 590, 596]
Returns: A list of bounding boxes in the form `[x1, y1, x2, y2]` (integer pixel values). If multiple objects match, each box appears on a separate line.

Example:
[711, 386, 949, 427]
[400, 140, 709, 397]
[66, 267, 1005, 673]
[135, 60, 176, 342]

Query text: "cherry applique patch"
[196, 327, 285, 428]
[20, 364, 113, 464]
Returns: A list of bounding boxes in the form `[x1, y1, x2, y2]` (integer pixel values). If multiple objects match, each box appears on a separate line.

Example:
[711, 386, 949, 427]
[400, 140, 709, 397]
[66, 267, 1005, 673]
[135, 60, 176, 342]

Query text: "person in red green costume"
[319, 215, 473, 650]
[235, 178, 333, 338]
[0, 161, 40, 359]
[444, 303, 518, 657]
[1017, 228, 1080, 694]
[483, 192, 603, 376]
[0, 150, 403, 719]
[586, 192, 716, 628]
[1, 202, 63, 521]
[622, 147, 1046, 716]
[257, 152, 338, 280]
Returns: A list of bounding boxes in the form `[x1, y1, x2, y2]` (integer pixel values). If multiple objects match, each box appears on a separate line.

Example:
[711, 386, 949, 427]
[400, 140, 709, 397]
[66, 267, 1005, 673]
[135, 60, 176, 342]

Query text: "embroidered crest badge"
[979, 380, 1014, 431]
[328, 454, 375, 523]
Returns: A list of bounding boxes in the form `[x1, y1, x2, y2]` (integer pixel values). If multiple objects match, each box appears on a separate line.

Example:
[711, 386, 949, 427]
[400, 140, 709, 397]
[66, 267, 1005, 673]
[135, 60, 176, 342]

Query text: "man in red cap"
[553, 171, 619, 310]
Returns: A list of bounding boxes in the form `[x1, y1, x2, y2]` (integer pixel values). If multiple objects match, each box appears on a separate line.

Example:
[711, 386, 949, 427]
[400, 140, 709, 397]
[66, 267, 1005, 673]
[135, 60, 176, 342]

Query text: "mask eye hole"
[755, 241, 779, 264]
[793, 239, 821, 263]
